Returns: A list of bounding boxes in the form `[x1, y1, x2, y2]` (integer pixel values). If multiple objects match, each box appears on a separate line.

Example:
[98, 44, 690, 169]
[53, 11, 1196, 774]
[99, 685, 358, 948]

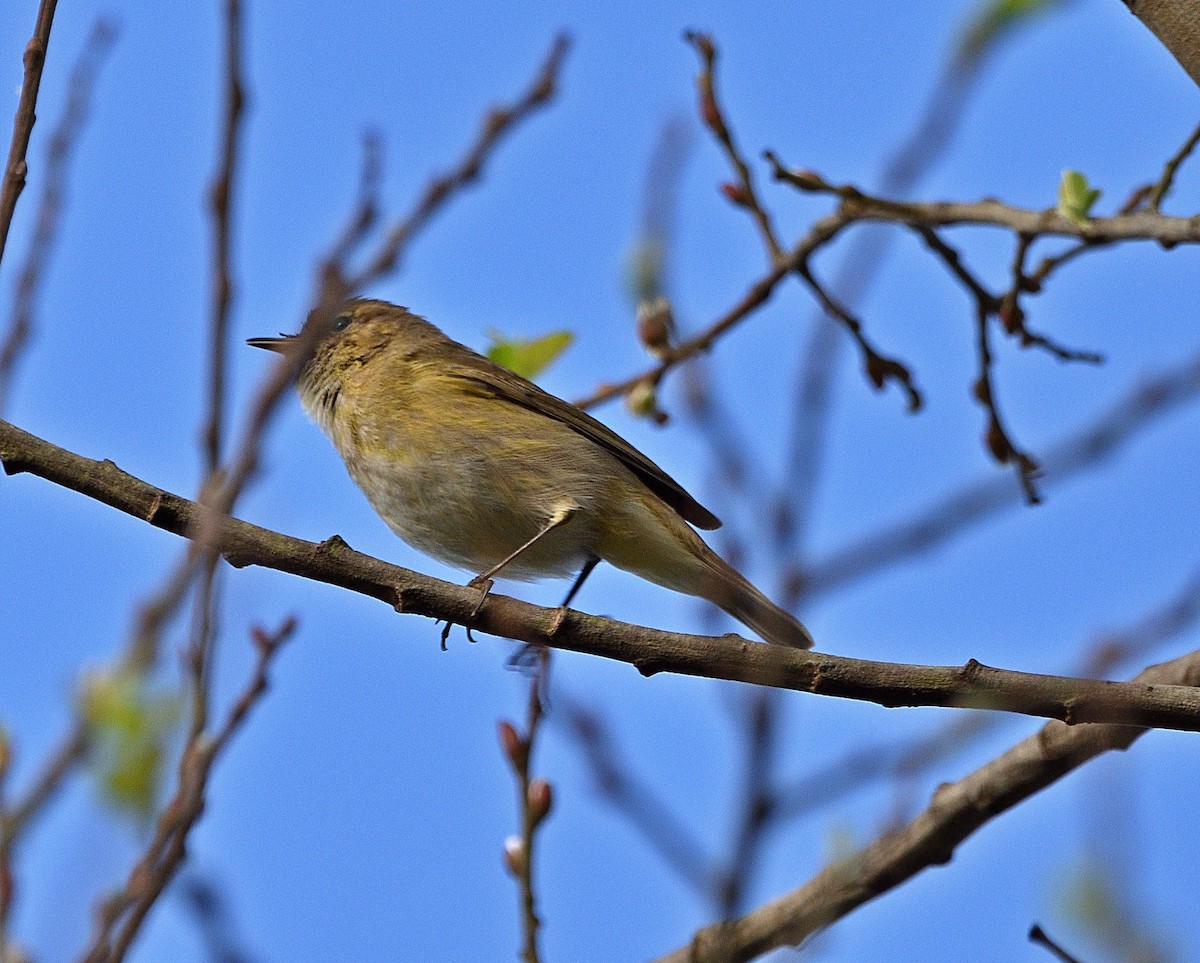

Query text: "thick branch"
[1123, 0, 1200, 87]
[5, 418, 1200, 731]
[654, 647, 1200, 963]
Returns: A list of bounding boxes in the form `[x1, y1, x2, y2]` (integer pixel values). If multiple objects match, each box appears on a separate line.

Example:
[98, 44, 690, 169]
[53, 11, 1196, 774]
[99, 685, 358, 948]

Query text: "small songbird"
[249, 299, 814, 648]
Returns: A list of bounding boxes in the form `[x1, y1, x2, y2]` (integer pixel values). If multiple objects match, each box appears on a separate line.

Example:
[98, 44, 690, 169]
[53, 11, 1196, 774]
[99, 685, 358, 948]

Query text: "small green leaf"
[1057, 169, 1102, 227]
[80, 669, 181, 819]
[486, 330, 573, 380]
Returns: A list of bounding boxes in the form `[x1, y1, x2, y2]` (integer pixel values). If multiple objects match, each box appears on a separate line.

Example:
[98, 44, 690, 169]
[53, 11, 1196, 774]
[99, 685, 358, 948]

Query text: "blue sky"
[2, 2, 1199, 961]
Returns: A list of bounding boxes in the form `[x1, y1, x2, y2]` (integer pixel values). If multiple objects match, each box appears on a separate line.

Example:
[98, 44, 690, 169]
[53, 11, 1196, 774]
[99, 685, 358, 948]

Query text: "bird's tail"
[596, 495, 814, 649]
[700, 554, 814, 649]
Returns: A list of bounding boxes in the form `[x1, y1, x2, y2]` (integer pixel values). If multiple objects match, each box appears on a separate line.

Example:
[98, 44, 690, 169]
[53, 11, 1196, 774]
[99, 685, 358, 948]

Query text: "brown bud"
[504, 836, 527, 877]
[997, 294, 1023, 335]
[790, 168, 825, 191]
[700, 93, 723, 133]
[972, 376, 990, 404]
[864, 352, 887, 390]
[985, 420, 1012, 463]
[497, 720, 527, 772]
[688, 31, 715, 61]
[720, 181, 752, 207]
[527, 779, 553, 827]
[636, 296, 674, 355]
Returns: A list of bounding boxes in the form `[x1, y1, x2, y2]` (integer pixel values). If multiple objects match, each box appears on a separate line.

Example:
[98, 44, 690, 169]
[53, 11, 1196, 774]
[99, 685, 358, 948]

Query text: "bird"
[249, 298, 814, 649]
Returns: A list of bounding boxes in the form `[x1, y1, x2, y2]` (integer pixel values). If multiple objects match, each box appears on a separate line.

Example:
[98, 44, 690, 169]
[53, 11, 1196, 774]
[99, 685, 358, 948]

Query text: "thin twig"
[321, 33, 571, 302]
[916, 225, 1043, 502]
[795, 349, 1200, 600]
[1029, 924, 1085, 963]
[500, 650, 553, 963]
[1148, 118, 1200, 212]
[202, 0, 248, 473]
[81, 618, 296, 963]
[0, 18, 117, 418]
[322, 129, 383, 271]
[0, 0, 59, 268]
[685, 32, 782, 261]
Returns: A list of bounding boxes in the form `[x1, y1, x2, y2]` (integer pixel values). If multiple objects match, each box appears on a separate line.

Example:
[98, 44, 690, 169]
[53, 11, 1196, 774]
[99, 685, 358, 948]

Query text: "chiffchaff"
[249, 299, 813, 649]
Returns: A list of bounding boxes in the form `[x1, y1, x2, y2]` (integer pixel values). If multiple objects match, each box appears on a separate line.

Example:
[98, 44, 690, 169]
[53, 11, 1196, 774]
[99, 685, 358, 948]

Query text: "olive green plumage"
[250, 298, 813, 649]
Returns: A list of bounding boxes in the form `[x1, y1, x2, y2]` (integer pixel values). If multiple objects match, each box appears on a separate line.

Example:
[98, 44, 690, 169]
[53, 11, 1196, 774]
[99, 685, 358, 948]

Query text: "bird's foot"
[466, 576, 494, 618]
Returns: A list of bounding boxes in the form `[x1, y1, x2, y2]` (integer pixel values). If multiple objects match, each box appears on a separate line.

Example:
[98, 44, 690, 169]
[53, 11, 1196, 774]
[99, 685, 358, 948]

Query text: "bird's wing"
[449, 360, 721, 531]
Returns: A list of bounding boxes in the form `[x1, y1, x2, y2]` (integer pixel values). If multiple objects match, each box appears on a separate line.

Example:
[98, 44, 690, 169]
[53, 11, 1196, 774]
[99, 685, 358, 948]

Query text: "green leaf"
[956, 0, 1070, 70]
[80, 669, 181, 819]
[486, 330, 573, 380]
[1057, 169, 1102, 227]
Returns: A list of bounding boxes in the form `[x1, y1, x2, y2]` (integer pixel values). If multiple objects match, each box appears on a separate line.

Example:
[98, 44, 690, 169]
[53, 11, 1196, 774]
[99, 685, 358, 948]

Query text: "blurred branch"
[318, 33, 571, 302]
[6, 419, 1200, 731]
[179, 872, 257, 963]
[0, 10, 109, 418]
[0, 0, 59, 268]
[81, 618, 295, 963]
[1029, 924, 1085, 963]
[557, 694, 716, 897]
[1123, 0, 1200, 87]
[796, 349, 1200, 600]
[202, 0, 247, 472]
[1148, 117, 1200, 211]
[654, 647, 1200, 963]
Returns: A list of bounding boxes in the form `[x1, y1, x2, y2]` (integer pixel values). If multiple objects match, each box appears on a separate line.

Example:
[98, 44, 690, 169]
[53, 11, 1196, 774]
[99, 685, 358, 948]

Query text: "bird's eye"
[332, 314, 352, 332]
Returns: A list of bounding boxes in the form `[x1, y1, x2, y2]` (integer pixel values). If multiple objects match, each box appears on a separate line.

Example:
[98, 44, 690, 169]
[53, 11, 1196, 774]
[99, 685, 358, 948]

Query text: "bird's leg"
[466, 505, 579, 619]
[508, 553, 598, 670]
[559, 555, 599, 609]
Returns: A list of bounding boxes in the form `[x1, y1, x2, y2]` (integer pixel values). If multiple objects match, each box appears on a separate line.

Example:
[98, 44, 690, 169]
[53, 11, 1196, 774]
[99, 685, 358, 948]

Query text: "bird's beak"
[246, 334, 296, 353]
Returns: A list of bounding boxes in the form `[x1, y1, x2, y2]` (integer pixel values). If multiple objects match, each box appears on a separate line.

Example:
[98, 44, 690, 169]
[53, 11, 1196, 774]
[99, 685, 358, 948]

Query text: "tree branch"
[5, 418, 1200, 732]
[653, 646, 1200, 963]
[0, 0, 59, 268]
[1123, 0, 1200, 87]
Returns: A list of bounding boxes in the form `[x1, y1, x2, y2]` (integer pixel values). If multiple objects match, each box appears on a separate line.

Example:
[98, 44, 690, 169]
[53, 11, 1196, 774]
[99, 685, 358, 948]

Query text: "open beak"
[246, 334, 296, 353]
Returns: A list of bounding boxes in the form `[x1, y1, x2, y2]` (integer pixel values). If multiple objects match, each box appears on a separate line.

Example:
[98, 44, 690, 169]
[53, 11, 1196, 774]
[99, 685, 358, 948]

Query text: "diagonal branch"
[0, 17, 117, 418]
[652, 646, 1200, 963]
[0, 0, 59, 268]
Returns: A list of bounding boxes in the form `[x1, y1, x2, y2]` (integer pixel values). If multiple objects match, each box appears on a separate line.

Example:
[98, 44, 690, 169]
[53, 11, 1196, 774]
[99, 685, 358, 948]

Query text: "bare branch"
[0, 9, 106, 418]
[319, 33, 571, 303]
[6, 419, 1200, 732]
[766, 157, 1200, 246]
[653, 647, 1200, 963]
[499, 652, 553, 963]
[1148, 117, 1200, 212]
[685, 32, 782, 261]
[81, 618, 296, 963]
[202, 0, 248, 472]
[1123, 0, 1200, 88]
[797, 349, 1200, 599]
[0, 0, 59, 268]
